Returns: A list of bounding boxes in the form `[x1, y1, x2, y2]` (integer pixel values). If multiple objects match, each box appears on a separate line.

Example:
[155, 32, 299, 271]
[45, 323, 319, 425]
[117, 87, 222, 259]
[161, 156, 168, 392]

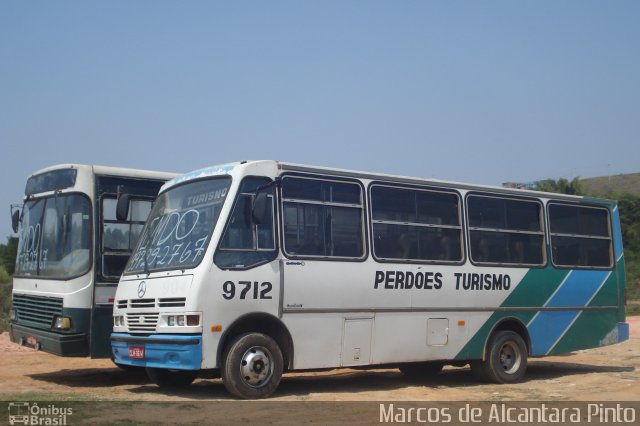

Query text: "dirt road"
[1, 317, 638, 402]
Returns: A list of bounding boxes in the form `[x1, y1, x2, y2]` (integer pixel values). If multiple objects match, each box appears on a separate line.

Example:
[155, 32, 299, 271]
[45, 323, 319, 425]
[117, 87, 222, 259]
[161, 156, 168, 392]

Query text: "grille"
[129, 298, 155, 308]
[126, 313, 159, 333]
[158, 297, 186, 308]
[12, 294, 63, 329]
[117, 298, 186, 309]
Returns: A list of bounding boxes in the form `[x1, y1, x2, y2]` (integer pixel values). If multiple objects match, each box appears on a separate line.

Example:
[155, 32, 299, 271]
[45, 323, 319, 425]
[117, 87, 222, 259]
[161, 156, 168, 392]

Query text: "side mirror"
[116, 194, 131, 222]
[11, 209, 20, 233]
[251, 192, 269, 225]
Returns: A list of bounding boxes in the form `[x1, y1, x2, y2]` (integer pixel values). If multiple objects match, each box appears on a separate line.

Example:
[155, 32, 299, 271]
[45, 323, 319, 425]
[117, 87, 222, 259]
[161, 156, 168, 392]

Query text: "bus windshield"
[125, 177, 231, 274]
[15, 194, 91, 279]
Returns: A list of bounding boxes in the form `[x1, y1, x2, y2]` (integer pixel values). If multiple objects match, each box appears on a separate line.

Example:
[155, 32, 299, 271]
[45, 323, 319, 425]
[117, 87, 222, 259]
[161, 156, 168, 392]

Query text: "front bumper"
[10, 323, 88, 356]
[111, 333, 202, 370]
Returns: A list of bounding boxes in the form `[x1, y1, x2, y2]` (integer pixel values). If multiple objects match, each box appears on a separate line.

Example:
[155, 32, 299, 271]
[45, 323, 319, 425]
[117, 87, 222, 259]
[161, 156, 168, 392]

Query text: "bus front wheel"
[222, 332, 283, 399]
[471, 330, 527, 383]
[146, 367, 197, 388]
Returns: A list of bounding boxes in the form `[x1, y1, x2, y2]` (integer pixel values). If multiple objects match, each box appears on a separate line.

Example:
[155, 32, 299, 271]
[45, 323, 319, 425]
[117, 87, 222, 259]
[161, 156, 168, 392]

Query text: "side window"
[215, 177, 276, 269]
[282, 177, 364, 259]
[102, 197, 152, 278]
[371, 185, 463, 262]
[467, 195, 544, 266]
[548, 203, 612, 268]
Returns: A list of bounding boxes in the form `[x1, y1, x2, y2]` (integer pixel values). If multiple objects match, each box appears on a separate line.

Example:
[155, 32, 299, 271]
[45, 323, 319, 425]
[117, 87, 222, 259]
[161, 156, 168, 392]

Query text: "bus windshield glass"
[15, 194, 91, 279]
[125, 177, 231, 274]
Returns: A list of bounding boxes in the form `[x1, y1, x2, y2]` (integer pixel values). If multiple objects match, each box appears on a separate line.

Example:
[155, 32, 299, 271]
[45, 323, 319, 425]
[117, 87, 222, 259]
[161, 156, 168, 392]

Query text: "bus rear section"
[10, 164, 177, 358]
[110, 160, 629, 398]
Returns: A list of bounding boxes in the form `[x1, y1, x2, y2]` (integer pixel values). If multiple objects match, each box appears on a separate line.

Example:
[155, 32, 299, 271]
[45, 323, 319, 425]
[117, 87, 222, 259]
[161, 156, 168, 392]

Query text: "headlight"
[113, 316, 124, 327]
[9, 309, 16, 321]
[52, 316, 72, 330]
[186, 314, 200, 326]
[163, 313, 201, 327]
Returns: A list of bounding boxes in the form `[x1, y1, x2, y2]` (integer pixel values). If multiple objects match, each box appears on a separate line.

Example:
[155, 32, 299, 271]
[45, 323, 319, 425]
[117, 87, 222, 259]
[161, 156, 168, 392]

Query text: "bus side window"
[281, 177, 365, 259]
[549, 203, 612, 269]
[370, 185, 462, 263]
[215, 177, 277, 269]
[467, 195, 544, 267]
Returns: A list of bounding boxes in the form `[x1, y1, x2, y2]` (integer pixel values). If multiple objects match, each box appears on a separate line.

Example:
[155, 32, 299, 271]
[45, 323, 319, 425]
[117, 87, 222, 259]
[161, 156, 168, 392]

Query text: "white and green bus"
[10, 164, 177, 358]
[111, 160, 629, 398]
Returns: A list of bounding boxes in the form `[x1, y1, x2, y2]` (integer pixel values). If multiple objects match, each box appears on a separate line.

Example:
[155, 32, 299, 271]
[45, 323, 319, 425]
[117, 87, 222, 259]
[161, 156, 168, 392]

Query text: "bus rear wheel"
[399, 361, 444, 379]
[222, 332, 283, 399]
[471, 330, 527, 383]
[146, 367, 197, 388]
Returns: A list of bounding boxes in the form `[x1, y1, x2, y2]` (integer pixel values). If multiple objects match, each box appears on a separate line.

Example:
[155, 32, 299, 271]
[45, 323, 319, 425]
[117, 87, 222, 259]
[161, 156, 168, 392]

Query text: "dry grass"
[581, 173, 640, 197]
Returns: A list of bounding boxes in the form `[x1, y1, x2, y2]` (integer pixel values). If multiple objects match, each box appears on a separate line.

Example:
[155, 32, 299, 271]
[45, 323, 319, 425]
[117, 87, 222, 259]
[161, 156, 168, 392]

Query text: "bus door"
[212, 177, 281, 320]
[90, 176, 167, 357]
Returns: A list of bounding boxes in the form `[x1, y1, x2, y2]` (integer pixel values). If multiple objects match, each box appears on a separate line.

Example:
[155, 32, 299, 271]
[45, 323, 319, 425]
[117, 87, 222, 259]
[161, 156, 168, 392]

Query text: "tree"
[617, 194, 640, 253]
[0, 236, 18, 275]
[534, 177, 583, 195]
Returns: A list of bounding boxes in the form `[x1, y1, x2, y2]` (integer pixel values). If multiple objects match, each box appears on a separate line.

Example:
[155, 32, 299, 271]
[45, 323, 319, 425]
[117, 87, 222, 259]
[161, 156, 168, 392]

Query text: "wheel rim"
[239, 345, 274, 388]
[498, 341, 521, 374]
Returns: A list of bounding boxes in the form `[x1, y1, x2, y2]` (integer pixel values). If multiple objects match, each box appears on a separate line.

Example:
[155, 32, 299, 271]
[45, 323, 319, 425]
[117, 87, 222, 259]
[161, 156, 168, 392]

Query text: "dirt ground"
[0, 317, 638, 402]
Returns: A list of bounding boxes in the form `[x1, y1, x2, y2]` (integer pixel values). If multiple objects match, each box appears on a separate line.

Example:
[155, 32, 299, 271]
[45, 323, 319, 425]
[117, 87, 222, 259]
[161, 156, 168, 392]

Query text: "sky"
[1, 1, 639, 241]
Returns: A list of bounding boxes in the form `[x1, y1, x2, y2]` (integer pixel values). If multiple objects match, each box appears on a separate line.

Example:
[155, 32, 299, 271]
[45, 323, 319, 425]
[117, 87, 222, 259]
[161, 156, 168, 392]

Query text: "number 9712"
[222, 280, 273, 300]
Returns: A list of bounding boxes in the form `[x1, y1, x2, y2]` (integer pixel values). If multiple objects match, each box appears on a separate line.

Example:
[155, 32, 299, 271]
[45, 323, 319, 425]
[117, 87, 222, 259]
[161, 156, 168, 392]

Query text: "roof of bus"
[30, 164, 179, 180]
[163, 160, 613, 205]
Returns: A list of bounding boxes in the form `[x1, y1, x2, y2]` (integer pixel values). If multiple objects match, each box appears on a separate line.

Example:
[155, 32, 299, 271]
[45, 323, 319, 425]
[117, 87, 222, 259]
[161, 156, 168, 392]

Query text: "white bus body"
[111, 160, 628, 398]
[10, 164, 178, 358]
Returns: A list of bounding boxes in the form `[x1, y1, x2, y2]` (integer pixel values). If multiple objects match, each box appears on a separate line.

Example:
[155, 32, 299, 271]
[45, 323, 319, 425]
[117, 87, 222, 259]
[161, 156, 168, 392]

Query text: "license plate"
[128, 345, 144, 359]
[26, 336, 37, 347]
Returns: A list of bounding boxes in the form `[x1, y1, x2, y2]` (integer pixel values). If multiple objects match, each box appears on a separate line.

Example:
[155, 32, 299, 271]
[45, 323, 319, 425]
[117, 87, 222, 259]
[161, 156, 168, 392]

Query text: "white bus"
[10, 164, 177, 358]
[111, 160, 629, 398]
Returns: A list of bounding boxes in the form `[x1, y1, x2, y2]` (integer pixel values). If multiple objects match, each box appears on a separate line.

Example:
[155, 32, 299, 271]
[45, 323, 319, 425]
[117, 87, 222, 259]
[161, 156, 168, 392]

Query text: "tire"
[399, 361, 444, 379]
[146, 367, 197, 388]
[472, 330, 527, 384]
[221, 332, 283, 399]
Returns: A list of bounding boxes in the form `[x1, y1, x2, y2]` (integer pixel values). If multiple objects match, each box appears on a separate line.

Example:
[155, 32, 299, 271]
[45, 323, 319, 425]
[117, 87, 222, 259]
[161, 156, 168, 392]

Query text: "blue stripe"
[527, 270, 610, 355]
[529, 310, 580, 355]
[612, 206, 623, 261]
[545, 270, 610, 307]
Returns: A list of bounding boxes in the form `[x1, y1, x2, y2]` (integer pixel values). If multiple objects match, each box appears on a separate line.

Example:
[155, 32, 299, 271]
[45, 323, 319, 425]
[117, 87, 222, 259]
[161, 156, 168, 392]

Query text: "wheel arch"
[217, 312, 294, 370]
[481, 316, 531, 359]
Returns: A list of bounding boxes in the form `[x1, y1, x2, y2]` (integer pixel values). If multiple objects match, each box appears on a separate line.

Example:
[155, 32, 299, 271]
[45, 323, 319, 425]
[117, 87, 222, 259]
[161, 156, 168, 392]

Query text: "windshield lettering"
[125, 178, 230, 274]
[15, 195, 91, 279]
[186, 188, 228, 207]
[18, 222, 41, 272]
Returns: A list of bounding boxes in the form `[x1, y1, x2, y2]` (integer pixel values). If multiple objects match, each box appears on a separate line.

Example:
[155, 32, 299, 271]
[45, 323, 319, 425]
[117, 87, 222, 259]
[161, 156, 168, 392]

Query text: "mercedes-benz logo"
[137, 281, 147, 298]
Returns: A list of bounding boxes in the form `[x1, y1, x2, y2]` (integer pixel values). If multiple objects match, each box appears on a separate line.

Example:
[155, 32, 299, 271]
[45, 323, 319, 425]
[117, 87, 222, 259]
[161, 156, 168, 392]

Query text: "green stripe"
[586, 269, 618, 307]
[500, 267, 568, 308]
[548, 259, 623, 354]
[455, 267, 568, 359]
[549, 310, 618, 354]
